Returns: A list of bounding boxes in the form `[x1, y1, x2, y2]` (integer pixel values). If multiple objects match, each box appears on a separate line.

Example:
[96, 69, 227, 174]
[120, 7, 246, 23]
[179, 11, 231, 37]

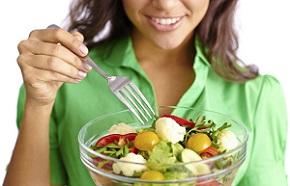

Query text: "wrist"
[21, 100, 54, 129]
[24, 99, 55, 115]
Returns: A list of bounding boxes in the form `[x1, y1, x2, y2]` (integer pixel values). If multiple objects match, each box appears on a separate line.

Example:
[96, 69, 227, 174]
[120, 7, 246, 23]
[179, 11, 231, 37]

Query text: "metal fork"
[85, 57, 156, 125]
[48, 24, 156, 125]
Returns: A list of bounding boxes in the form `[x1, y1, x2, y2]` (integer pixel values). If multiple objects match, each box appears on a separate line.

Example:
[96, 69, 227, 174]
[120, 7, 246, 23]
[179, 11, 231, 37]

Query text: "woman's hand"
[17, 27, 91, 106]
[3, 27, 91, 186]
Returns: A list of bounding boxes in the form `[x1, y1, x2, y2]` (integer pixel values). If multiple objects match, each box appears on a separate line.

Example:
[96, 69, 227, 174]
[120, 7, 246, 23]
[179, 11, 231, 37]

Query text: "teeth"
[152, 17, 181, 25]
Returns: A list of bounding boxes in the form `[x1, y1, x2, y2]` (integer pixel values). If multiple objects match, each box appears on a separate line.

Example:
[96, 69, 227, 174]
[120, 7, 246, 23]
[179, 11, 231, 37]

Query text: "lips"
[151, 16, 182, 25]
[146, 15, 184, 32]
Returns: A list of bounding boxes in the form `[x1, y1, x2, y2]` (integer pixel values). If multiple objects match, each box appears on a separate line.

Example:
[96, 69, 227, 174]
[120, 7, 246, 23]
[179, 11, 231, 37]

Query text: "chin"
[152, 37, 185, 50]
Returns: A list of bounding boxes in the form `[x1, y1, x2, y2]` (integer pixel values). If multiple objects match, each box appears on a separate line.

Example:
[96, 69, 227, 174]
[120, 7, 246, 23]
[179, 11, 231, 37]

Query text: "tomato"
[96, 134, 121, 147]
[141, 170, 164, 180]
[186, 133, 212, 154]
[129, 147, 139, 154]
[162, 114, 195, 128]
[134, 131, 160, 151]
[92, 157, 113, 170]
[200, 146, 219, 158]
[123, 133, 138, 141]
[96, 133, 137, 147]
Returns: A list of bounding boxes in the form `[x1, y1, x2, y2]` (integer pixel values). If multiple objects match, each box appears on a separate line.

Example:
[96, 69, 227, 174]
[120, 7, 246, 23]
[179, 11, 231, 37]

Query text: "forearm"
[4, 101, 54, 186]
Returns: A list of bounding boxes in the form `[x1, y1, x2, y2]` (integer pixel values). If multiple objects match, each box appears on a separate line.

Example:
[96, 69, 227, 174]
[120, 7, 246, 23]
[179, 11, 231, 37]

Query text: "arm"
[3, 28, 90, 186]
[239, 75, 288, 186]
[3, 102, 53, 186]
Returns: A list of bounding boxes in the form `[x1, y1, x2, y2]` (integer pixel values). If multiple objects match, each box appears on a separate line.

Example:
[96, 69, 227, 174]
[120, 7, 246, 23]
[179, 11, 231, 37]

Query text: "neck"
[131, 30, 195, 67]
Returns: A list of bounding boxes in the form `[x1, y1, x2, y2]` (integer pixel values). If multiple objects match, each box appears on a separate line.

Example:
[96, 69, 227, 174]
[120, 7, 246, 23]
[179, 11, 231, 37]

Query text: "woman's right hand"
[17, 27, 91, 106]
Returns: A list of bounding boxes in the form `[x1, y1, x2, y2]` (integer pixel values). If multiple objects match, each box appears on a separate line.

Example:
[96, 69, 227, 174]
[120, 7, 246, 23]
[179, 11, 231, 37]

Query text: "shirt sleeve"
[239, 75, 288, 186]
[16, 85, 68, 185]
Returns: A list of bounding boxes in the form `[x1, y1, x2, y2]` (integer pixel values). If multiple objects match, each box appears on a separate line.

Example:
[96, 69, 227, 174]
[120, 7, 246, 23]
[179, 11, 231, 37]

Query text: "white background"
[0, 0, 289, 184]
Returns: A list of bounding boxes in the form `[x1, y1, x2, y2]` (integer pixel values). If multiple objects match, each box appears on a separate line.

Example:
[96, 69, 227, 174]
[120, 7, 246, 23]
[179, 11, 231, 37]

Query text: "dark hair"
[67, 0, 258, 82]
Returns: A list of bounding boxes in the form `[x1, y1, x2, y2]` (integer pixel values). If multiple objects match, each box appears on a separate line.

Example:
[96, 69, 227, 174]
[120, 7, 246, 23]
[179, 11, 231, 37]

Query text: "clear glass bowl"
[78, 106, 248, 186]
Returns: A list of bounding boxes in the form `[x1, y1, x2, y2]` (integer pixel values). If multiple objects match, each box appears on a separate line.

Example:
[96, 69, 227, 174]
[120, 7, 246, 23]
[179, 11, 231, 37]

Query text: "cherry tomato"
[141, 170, 164, 180]
[186, 133, 212, 154]
[134, 131, 160, 151]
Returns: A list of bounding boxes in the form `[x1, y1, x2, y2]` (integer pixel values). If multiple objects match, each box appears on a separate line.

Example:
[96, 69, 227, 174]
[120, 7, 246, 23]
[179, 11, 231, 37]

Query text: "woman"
[4, 0, 287, 185]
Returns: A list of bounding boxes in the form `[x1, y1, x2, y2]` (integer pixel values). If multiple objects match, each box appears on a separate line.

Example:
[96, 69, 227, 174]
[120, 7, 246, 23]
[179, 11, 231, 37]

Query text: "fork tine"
[127, 83, 155, 117]
[124, 84, 154, 120]
[115, 91, 146, 125]
[108, 76, 156, 125]
[119, 88, 150, 122]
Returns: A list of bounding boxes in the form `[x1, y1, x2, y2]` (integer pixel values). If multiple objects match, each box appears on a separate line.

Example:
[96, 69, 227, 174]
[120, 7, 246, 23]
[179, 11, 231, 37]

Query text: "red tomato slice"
[200, 146, 219, 158]
[96, 133, 137, 147]
[162, 114, 195, 128]
[129, 147, 139, 154]
[123, 133, 137, 141]
[96, 134, 121, 147]
[197, 180, 221, 186]
[92, 157, 113, 169]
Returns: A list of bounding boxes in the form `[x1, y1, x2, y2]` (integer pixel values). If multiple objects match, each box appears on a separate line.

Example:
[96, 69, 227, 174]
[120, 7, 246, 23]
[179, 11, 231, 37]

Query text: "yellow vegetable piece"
[141, 170, 164, 180]
[134, 131, 160, 151]
[186, 133, 211, 154]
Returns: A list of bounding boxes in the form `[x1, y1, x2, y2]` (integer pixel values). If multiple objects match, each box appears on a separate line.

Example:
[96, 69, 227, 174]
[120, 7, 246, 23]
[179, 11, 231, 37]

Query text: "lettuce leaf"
[147, 141, 177, 171]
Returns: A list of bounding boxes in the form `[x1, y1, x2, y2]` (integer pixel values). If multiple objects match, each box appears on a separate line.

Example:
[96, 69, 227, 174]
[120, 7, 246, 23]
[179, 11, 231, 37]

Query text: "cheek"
[189, 0, 210, 23]
[122, 0, 147, 24]
[122, 0, 137, 21]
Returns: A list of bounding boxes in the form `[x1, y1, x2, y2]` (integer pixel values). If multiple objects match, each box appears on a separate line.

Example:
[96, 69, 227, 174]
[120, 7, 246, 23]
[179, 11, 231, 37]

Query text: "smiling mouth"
[146, 16, 184, 32]
[150, 16, 183, 25]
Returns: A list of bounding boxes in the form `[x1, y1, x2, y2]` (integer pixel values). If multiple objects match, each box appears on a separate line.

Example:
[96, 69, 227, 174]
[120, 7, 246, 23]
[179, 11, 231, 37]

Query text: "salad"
[89, 114, 240, 185]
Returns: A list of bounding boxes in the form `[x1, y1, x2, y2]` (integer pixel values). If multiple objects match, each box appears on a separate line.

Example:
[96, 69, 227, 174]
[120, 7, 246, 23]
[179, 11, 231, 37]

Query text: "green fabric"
[16, 36, 288, 186]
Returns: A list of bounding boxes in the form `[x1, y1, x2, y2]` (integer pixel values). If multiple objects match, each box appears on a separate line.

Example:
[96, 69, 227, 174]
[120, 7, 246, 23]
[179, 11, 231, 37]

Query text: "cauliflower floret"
[155, 117, 186, 144]
[108, 123, 136, 135]
[112, 153, 146, 176]
[217, 130, 240, 152]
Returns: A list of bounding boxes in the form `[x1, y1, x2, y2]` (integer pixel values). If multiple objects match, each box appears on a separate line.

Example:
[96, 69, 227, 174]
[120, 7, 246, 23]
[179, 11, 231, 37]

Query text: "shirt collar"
[194, 36, 210, 67]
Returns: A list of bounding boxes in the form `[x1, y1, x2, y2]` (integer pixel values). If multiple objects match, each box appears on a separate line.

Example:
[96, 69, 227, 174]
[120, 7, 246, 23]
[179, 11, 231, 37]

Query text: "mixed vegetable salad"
[90, 114, 240, 185]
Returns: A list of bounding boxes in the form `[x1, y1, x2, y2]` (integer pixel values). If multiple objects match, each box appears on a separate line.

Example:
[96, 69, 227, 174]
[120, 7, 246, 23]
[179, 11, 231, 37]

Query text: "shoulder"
[247, 74, 281, 89]
[244, 74, 285, 100]
[244, 74, 287, 130]
[209, 70, 284, 100]
[236, 74, 285, 110]
[250, 74, 286, 113]
[206, 72, 286, 123]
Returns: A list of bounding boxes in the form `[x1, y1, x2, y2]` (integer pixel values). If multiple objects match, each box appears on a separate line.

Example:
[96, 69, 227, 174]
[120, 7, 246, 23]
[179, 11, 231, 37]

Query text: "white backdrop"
[0, 0, 289, 184]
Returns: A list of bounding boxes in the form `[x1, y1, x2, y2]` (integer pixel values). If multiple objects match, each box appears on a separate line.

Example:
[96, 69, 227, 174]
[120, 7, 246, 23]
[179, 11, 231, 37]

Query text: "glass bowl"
[78, 106, 248, 186]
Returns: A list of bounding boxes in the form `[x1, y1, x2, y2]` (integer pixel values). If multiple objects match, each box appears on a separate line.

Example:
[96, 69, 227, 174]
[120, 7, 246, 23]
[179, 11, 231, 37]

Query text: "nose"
[152, 0, 178, 11]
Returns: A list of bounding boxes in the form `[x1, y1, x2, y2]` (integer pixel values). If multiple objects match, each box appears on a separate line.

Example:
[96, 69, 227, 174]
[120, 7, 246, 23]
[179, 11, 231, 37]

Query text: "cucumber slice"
[181, 149, 210, 175]
[195, 163, 211, 175]
[181, 148, 202, 162]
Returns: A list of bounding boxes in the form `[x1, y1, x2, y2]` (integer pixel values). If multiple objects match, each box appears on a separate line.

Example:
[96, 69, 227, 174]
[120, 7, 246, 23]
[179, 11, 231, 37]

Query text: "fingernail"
[83, 63, 92, 71]
[79, 44, 88, 56]
[78, 71, 87, 79]
[74, 79, 81, 84]
[75, 35, 83, 41]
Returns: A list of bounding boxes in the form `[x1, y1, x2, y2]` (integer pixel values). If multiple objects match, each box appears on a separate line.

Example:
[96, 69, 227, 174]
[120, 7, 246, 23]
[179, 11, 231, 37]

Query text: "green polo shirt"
[16, 36, 288, 186]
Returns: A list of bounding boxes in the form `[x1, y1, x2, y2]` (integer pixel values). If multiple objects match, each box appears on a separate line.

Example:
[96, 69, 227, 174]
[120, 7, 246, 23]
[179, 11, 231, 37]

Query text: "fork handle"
[84, 57, 110, 79]
[47, 24, 111, 80]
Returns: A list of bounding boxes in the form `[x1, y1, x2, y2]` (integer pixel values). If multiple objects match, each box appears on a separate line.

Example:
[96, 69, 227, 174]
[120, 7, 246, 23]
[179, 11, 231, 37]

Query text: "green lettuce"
[147, 141, 177, 171]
